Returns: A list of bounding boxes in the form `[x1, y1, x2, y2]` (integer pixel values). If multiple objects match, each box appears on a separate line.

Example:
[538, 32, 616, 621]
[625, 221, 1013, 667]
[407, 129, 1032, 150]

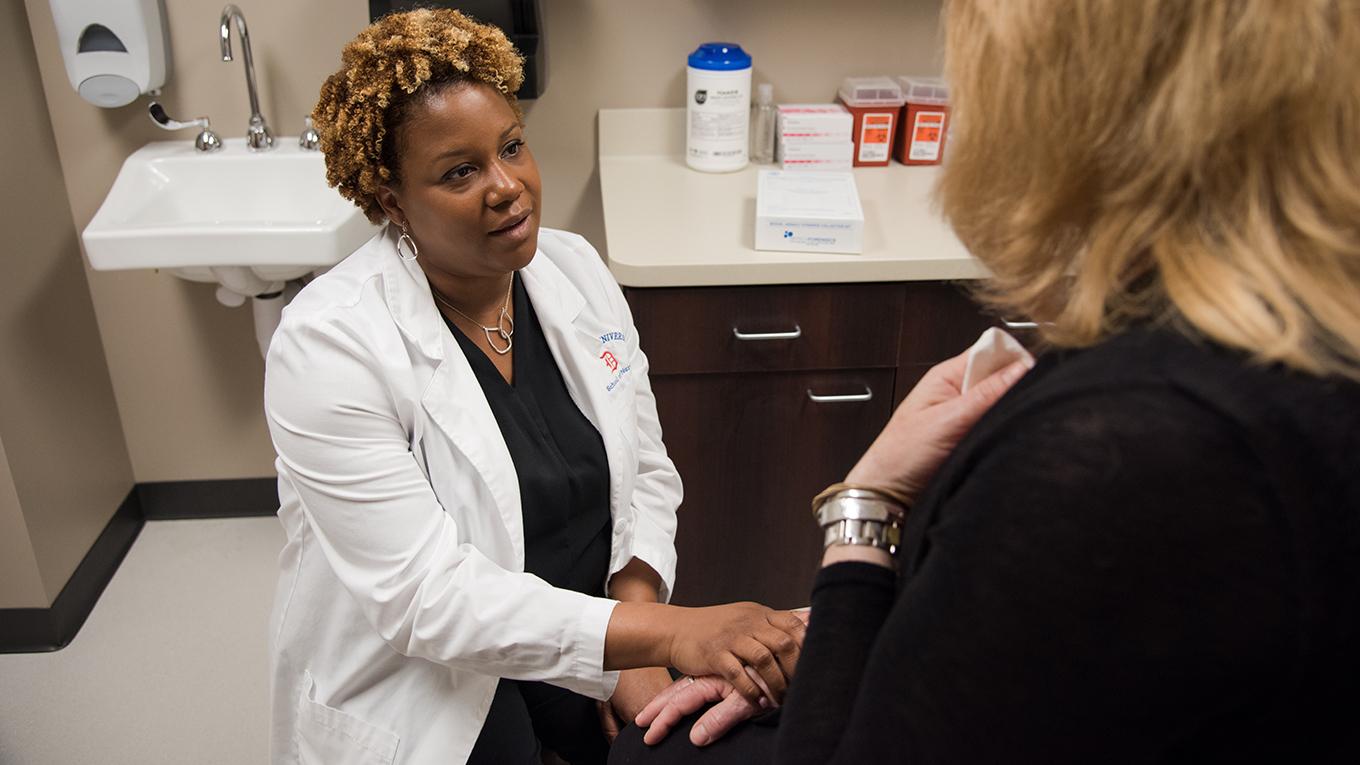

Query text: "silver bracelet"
[816, 492, 905, 553]
[822, 517, 901, 554]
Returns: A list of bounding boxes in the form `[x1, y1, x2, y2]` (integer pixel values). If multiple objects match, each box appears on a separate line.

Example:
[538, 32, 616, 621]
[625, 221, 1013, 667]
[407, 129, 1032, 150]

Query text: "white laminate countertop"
[597, 108, 986, 288]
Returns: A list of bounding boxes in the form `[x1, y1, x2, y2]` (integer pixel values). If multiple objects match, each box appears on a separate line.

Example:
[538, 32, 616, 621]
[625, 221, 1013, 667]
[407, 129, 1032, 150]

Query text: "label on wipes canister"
[687, 67, 751, 170]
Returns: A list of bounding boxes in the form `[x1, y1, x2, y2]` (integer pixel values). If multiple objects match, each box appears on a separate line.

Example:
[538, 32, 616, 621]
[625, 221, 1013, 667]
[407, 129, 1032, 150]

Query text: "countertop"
[597, 108, 985, 288]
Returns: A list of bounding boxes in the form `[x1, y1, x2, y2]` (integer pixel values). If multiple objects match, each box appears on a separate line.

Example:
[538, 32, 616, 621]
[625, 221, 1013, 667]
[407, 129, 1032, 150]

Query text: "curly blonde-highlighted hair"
[313, 8, 525, 224]
[940, 0, 1360, 381]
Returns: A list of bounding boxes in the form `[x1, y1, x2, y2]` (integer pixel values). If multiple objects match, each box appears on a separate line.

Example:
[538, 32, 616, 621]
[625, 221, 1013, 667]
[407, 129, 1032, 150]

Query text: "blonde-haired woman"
[616, 1, 1360, 762]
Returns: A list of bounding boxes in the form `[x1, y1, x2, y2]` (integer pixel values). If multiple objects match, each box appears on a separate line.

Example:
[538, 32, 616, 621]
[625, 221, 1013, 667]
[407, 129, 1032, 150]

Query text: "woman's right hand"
[604, 601, 805, 705]
[665, 603, 805, 704]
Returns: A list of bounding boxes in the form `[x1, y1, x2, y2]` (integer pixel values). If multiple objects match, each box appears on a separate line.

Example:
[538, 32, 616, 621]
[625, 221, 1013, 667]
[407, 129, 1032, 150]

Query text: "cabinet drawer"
[626, 284, 904, 375]
[652, 368, 894, 608]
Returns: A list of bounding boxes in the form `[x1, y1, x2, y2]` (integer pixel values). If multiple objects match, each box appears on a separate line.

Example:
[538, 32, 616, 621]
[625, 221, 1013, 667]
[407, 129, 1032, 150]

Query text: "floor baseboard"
[0, 489, 143, 653]
[0, 477, 278, 653]
[138, 477, 278, 520]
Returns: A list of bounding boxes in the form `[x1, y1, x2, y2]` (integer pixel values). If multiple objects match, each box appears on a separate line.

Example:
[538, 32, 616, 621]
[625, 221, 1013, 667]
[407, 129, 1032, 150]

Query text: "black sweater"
[775, 329, 1360, 764]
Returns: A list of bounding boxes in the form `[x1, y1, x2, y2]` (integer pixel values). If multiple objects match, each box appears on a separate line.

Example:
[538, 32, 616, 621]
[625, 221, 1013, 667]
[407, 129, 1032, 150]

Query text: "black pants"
[468, 679, 611, 765]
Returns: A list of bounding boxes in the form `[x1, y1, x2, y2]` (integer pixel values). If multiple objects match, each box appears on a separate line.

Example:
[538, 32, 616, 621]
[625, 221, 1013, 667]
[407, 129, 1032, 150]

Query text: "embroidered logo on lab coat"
[599, 331, 631, 392]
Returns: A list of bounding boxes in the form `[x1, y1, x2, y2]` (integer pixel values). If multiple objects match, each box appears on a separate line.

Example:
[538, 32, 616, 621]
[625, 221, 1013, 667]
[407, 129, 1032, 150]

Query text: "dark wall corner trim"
[138, 477, 278, 520]
[0, 476, 278, 653]
[0, 489, 143, 653]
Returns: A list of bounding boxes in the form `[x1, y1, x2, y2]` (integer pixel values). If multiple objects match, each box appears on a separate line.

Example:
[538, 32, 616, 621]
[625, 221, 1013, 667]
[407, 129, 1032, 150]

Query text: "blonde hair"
[940, 0, 1360, 380]
[313, 9, 524, 224]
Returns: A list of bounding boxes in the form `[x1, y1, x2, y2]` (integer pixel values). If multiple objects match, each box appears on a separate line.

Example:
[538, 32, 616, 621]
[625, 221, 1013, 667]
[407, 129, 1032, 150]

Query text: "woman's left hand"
[634, 674, 765, 747]
[601, 667, 674, 742]
[846, 350, 1031, 502]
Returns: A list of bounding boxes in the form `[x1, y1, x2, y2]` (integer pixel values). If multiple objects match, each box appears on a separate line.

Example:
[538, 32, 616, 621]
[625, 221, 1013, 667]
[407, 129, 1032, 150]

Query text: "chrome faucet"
[219, 5, 274, 151]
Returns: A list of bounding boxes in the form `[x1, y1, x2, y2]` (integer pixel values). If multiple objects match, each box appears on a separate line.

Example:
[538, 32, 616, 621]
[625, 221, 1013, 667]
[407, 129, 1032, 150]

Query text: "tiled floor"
[0, 518, 284, 765]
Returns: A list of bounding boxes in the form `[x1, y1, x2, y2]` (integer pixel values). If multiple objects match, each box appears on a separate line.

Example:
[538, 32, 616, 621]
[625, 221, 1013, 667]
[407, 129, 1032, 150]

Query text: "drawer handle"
[1001, 319, 1040, 330]
[807, 386, 874, 404]
[732, 324, 802, 341]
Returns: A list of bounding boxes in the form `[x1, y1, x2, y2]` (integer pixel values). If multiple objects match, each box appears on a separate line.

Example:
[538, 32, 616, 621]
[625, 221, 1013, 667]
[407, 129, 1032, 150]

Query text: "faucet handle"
[299, 116, 321, 151]
[148, 101, 223, 153]
[246, 115, 275, 152]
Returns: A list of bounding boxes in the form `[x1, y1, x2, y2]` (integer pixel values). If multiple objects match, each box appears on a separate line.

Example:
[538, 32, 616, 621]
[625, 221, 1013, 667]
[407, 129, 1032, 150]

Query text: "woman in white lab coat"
[263, 10, 805, 765]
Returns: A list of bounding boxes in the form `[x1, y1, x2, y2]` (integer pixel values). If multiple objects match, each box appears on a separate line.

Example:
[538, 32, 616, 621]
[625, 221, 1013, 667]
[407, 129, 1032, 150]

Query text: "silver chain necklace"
[433, 278, 515, 355]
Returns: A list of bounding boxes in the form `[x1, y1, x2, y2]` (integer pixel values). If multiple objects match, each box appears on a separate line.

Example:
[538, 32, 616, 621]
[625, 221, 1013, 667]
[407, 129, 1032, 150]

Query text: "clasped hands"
[632, 608, 810, 747]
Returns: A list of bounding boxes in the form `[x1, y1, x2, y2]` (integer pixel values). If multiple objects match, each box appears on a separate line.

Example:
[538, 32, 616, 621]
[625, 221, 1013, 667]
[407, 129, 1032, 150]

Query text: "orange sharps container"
[894, 76, 951, 166]
[836, 76, 907, 167]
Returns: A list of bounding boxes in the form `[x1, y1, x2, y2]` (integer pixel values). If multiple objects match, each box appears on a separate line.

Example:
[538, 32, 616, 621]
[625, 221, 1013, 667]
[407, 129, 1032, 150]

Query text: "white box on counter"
[776, 104, 852, 143]
[778, 140, 854, 171]
[755, 170, 864, 255]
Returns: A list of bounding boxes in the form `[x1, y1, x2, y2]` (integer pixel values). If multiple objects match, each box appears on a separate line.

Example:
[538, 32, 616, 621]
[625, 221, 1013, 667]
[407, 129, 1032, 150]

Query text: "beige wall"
[2, 0, 135, 608]
[22, 0, 371, 483]
[0, 436, 48, 609]
[22, 0, 944, 483]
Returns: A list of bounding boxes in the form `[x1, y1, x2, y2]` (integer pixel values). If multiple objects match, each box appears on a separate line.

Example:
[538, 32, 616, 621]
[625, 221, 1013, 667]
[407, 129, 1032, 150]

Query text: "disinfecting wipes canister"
[686, 42, 752, 173]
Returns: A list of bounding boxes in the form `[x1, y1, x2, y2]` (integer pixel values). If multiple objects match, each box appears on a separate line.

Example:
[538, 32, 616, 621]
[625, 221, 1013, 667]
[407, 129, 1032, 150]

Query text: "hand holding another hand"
[636, 610, 809, 747]
[664, 603, 805, 706]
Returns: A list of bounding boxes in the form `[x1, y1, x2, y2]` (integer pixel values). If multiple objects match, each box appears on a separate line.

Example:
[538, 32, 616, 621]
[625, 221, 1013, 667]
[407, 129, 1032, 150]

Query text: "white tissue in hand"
[960, 327, 1034, 393]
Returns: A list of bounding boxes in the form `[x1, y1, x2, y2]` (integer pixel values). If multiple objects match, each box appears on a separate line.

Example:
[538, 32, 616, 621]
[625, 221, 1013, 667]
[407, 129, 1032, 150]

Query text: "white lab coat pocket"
[295, 671, 399, 765]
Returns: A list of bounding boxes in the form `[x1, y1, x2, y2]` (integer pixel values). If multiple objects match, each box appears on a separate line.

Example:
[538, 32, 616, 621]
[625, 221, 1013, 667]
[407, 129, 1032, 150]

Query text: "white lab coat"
[263, 225, 681, 765]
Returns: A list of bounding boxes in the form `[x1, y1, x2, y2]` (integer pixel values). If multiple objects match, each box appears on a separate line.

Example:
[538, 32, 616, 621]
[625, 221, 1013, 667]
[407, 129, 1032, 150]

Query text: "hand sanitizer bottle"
[750, 83, 776, 164]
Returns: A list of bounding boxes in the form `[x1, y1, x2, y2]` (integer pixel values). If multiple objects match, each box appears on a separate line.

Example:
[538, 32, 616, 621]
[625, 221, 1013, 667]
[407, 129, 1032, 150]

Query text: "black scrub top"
[443, 273, 613, 596]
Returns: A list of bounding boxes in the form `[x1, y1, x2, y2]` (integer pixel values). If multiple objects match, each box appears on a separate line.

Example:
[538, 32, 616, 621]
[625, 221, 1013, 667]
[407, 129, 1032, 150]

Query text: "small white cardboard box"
[778, 140, 854, 171]
[755, 170, 864, 254]
[776, 104, 852, 143]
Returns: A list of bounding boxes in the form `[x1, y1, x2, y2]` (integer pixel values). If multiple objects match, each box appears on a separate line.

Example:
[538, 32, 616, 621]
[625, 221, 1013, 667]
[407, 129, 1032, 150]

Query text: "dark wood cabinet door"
[898, 282, 996, 364]
[651, 369, 894, 609]
[894, 282, 997, 404]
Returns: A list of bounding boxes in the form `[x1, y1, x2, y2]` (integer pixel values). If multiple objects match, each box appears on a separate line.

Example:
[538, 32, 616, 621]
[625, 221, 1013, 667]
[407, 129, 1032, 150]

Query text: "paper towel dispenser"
[49, 0, 170, 108]
[368, 0, 545, 99]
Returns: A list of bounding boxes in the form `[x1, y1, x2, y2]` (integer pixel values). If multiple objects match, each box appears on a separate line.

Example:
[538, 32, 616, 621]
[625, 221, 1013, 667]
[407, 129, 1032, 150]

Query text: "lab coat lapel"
[378, 225, 525, 563]
[421, 342, 525, 563]
[521, 256, 628, 522]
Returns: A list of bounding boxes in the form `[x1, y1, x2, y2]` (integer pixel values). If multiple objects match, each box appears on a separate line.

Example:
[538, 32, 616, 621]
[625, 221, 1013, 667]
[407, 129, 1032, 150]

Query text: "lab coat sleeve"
[264, 312, 619, 700]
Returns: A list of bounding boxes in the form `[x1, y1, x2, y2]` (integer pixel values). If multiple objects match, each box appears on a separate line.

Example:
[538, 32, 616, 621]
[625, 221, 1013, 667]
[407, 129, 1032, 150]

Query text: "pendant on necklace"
[485, 307, 515, 355]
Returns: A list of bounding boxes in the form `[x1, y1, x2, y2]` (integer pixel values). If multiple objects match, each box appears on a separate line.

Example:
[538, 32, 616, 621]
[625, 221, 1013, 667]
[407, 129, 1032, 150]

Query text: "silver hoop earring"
[397, 228, 419, 262]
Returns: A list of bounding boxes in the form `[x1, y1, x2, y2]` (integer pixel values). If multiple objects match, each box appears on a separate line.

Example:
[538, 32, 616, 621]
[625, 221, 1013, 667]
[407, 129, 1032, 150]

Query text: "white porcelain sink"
[84, 138, 380, 356]
[83, 138, 379, 284]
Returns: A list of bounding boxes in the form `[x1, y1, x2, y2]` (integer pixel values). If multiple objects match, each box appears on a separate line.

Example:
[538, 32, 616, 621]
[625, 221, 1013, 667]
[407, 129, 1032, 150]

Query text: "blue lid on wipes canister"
[687, 42, 751, 71]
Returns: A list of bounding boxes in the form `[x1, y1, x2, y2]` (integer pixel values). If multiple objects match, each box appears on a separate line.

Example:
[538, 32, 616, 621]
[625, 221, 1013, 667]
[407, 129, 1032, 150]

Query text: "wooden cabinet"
[650, 370, 893, 608]
[626, 281, 992, 609]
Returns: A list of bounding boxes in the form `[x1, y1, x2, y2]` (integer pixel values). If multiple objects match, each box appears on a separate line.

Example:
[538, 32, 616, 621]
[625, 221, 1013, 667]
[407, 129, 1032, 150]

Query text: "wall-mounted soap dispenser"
[49, 0, 170, 108]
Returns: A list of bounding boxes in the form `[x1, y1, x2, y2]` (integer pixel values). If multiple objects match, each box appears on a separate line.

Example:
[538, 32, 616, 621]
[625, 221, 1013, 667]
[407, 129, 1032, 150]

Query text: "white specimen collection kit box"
[755, 170, 864, 254]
